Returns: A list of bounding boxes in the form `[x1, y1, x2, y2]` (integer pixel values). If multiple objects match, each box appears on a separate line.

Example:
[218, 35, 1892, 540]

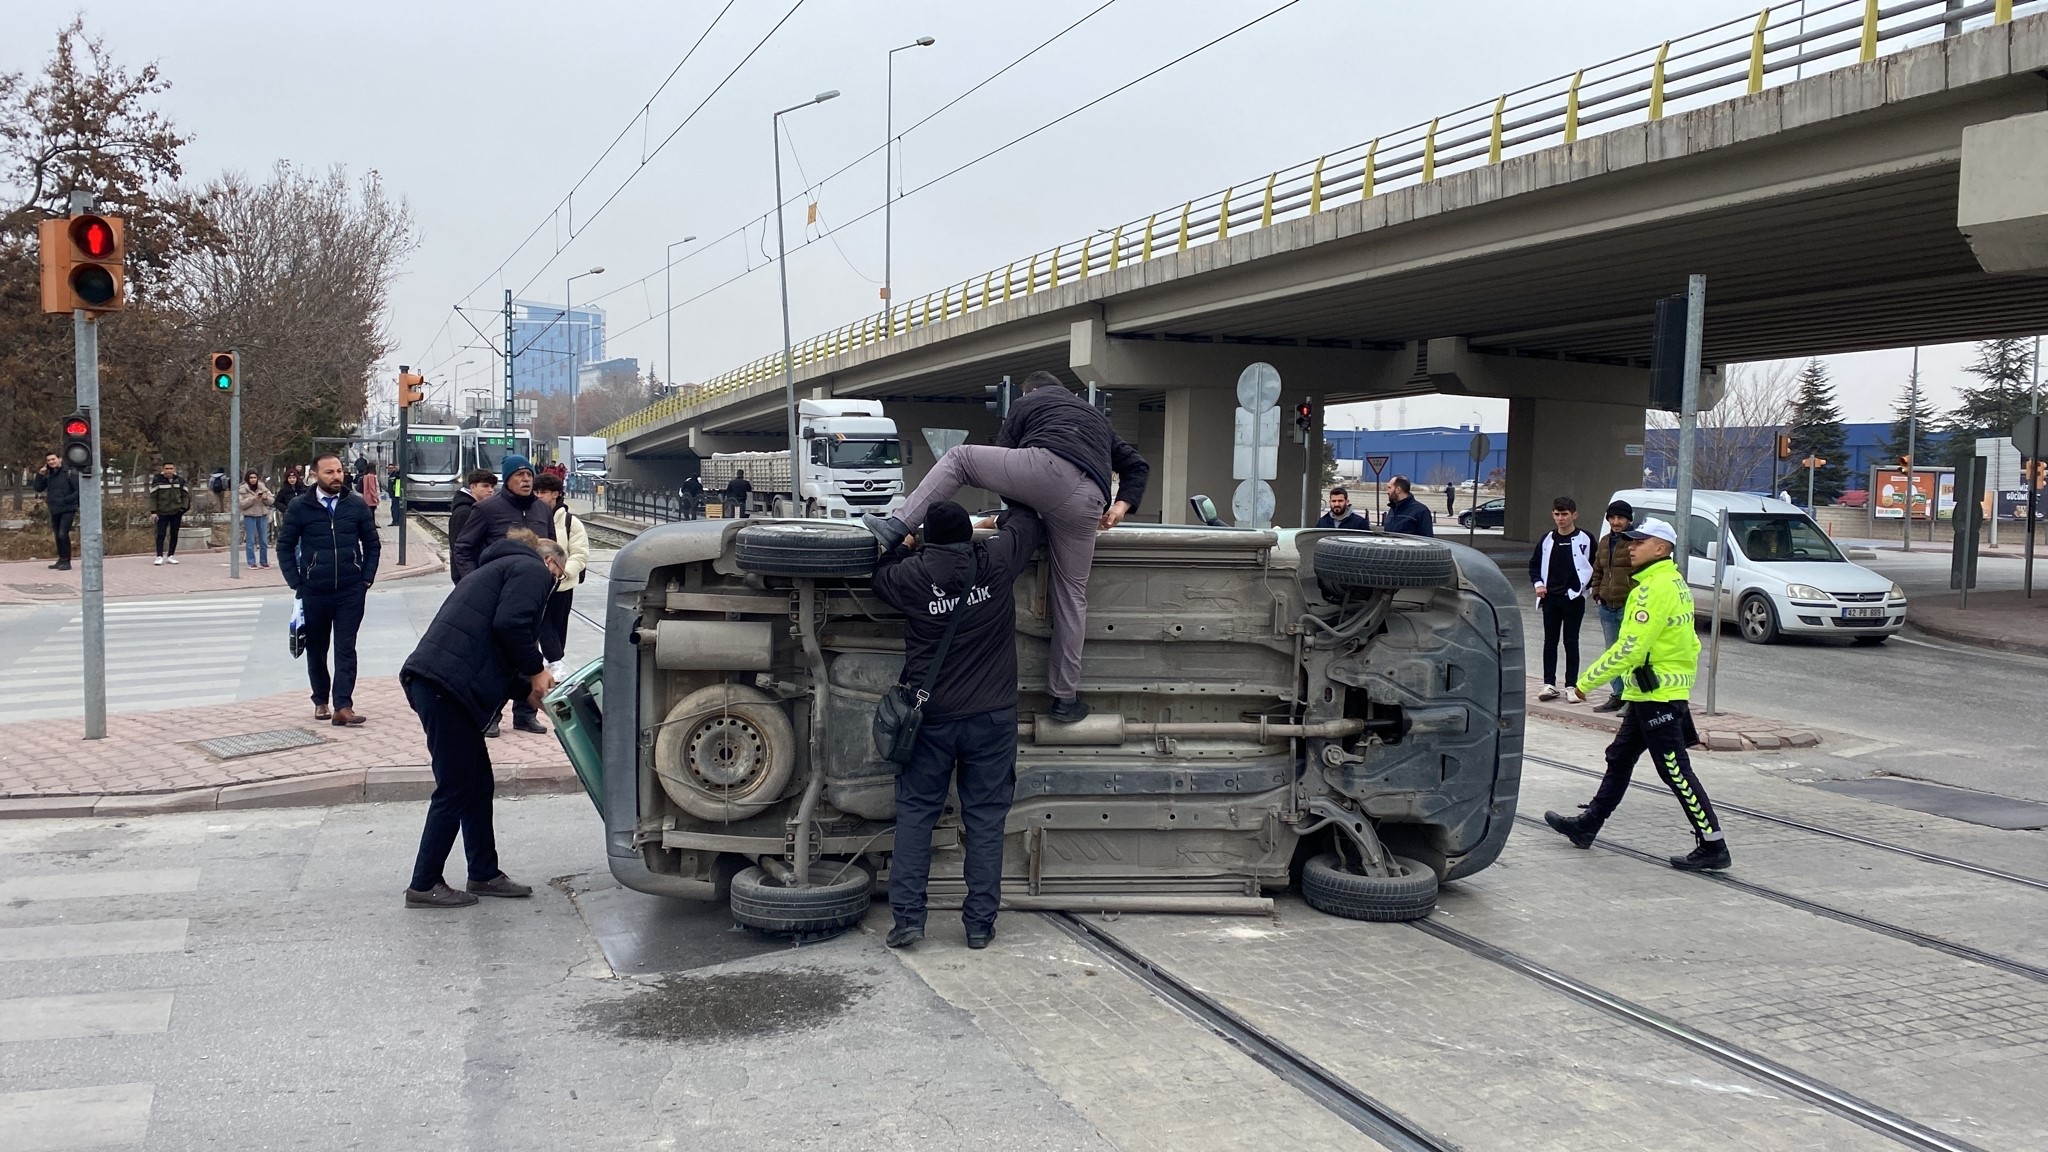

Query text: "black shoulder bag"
[872, 584, 966, 766]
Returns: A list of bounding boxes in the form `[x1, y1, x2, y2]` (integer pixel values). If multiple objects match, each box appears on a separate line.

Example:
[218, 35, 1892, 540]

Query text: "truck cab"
[547, 517, 1525, 934]
[797, 399, 904, 518]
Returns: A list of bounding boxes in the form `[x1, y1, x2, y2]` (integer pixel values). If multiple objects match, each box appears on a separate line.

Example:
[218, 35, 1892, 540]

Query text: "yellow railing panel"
[1363, 138, 1378, 199]
[1178, 201, 1191, 251]
[1217, 188, 1232, 242]
[1565, 71, 1584, 143]
[1309, 156, 1325, 213]
[1261, 172, 1276, 228]
[1422, 118, 1439, 182]
[1650, 41, 1669, 119]
[1748, 9, 1770, 94]
[1142, 213, 1156, 262]
[1488, 96, 1506, 163]
[1861, 0, 1879, 62]
[1998, 0, 2015, 20]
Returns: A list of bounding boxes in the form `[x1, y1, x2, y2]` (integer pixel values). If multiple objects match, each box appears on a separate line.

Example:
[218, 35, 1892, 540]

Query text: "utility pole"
[1672, 275, 1707, 563]
[884, 36, 936, 326]
[228, 348, 242, 580]
[1904, 348, 1918, 554]
[776, 90, 841, 520]
[503, 289, 516, 438]
[67, 190, 107, 739]
[396, 366, 411, 568]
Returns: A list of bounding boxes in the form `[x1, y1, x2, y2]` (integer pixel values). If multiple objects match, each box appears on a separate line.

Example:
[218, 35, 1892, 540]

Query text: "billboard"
[1872, 470, 1941, 519]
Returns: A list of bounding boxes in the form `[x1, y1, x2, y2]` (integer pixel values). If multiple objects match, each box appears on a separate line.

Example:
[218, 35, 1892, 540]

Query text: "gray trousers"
[896, 445, 1103, 700]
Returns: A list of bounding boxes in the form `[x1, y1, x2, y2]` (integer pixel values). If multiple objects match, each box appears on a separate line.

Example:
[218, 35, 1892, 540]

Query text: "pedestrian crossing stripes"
[0, 597, 265, 722]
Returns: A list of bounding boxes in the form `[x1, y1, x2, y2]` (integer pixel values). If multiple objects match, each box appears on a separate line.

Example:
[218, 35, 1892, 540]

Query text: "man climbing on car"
[863, 370, 1148, 725]
[1542, 517, 1731, 872]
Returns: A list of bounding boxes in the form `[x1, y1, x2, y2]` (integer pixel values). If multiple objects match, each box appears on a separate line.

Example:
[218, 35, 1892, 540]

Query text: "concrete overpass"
[604, 3, 2048, 538]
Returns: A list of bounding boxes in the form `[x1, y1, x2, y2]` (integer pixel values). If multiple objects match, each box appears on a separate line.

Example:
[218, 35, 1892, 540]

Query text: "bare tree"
[1644, 362, 1798, 490]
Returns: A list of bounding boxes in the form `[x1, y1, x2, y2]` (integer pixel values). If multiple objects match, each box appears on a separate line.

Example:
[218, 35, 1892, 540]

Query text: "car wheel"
[1313, 534, 1459, 591]
[1739, 593, 1780, 645]
[653, 684, 797, 821]
[734, 520, 877, 577]
[1458, 512, 1472, 527]
[729, 861, 871, 937]
[1299, 852, 1437, 922]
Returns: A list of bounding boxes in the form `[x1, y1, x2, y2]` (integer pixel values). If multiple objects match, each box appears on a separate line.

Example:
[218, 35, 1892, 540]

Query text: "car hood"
[1744, 559, 1893, 594]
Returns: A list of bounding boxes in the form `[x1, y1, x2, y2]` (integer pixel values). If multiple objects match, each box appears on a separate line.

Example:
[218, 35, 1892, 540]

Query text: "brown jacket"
[1589, 531, 1636, 609]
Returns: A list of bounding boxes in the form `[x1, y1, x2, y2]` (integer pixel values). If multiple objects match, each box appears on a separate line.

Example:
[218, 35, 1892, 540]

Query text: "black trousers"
[50, 510, 75, 565]
[891, 707, 1018, 931]
[1585, 700, 1723, 842]
[406, 677, 500, 891]
[540, 588, 572, 663]
[1540, 594, 1586, 687]
[154, 513, 183, 556]
[302, 584, 367, 710]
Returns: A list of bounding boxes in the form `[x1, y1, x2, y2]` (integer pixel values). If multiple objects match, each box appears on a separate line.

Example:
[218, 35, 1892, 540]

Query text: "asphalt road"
[1513, 548, 2048, 802]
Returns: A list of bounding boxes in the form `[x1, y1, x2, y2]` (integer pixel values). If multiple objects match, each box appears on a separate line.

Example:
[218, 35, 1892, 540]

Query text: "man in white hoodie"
[1528, 496, 1594, 702]
[532, 472, 590, 679]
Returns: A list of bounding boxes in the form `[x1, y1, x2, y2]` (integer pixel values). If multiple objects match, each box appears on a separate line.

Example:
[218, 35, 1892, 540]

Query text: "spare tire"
[729, 862, 872, 936]
[1300, 851, 1438, 922]
[1314, 534, 1458, 591]
[735, 520, 877, 577]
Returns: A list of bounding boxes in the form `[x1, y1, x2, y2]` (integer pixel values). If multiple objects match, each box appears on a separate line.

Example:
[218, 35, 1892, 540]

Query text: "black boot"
[1670, 839, 1732, 871]
[862, 514, 908, 550]
[885, 922, 924, 949]
[1543, 809, 1598, 849]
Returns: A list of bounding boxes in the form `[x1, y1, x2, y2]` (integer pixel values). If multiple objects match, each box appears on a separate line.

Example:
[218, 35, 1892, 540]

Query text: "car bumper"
[1778, 600, 1908, 635]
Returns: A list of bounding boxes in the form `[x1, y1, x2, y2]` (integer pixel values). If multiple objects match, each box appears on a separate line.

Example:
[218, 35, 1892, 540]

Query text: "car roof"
[1609, 488, 1804, 516]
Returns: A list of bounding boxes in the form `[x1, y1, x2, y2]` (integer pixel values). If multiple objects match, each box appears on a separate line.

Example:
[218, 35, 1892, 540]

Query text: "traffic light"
[209, 351, 238, 394]
[398, 368, 425, 409]
[1648, 294, 1687, 412]
[1899, 455, 1912, 470]
[39, 212, 126, 313]
[1294, 400, 1314, 437]
[1801, 456, 1826, 470]
[1775, 434, 1793, 460]
[984, 375, 1014, 419]
[1088, 383, 1114, 419]
[61, 409, 93, 475]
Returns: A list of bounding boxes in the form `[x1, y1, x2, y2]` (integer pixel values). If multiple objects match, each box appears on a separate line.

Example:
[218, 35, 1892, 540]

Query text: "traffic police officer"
[1543, 517, 1731, 871]
[868, 500, 1044, 950]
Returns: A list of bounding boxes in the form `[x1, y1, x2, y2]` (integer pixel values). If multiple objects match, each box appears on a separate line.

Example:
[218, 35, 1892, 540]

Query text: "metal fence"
[598, 0, 2039, 444]
[601, 482, 725, 524]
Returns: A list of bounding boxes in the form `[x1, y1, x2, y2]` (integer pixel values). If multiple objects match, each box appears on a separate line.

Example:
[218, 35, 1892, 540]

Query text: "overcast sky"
[7, 0, 2028, 431]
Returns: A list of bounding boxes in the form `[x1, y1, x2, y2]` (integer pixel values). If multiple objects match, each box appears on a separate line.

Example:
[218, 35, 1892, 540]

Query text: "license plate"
[1843, 607, 1885, 618]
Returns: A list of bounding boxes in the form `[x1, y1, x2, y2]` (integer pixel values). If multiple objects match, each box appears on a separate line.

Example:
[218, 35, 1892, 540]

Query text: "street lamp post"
[884, 36, 936, 330]
[776, 89, 841, 519]
[451, 360, 475, 419]
[664, 235, 698, 396]
[566, 266, 604, 458]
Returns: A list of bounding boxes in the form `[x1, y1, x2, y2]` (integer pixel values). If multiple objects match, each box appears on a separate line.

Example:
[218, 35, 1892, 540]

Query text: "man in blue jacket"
[869, 501, 1043, 950]
[1380, 476, 1436, 536]
[278, 453, 381, 726]
[401, 531, 564, 908]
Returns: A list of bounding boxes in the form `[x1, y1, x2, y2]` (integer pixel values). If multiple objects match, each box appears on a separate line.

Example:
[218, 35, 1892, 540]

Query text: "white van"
[1608, 489, 1907, 645]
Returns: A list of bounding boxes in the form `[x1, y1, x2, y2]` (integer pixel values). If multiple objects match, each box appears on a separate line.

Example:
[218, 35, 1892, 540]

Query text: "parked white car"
[1608, 489, 1908, 645]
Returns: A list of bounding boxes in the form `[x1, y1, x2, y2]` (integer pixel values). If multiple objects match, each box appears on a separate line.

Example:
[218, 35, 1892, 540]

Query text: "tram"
[460, 426, 533, 479]
[375, 423, 463, 508]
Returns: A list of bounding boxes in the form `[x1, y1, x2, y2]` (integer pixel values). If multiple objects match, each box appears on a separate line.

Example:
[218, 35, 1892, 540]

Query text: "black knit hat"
[1605, 499, 1634, 520]
[923, 501, 973, 546]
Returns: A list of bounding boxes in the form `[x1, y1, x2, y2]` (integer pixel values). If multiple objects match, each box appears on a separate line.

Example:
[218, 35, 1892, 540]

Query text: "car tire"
[734, 520, 877, 577]
[1299, 851, 1437, 922]
[729, 861, 872, 936]
[1458, 512, 1472, 528]
[1738, 593, 1780, 645]
[1313, 534, 1459, 591]
[1852, 635, 1889, 646]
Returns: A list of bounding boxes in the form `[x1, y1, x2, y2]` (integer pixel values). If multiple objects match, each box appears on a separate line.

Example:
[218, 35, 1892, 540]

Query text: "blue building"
[511, 300, 607, 397]
[1322, 426, 1508, 487]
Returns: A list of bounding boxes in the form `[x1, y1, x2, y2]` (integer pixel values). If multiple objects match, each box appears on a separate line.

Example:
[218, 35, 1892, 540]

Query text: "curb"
[0, 763, 583, 820]
[1905, 619, 2048, 659]
[1526, 696, 1820, 753]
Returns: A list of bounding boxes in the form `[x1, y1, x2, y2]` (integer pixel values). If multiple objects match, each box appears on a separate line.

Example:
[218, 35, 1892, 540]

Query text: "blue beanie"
[501, 454, 534, 484]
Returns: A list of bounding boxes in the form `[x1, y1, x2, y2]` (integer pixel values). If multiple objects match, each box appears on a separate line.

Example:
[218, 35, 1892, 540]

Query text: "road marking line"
[0, 868, 200, 903]
[0, 990, 175, 1043]
[0, 919, 187, 963]
[0, 1083, 154, 1150]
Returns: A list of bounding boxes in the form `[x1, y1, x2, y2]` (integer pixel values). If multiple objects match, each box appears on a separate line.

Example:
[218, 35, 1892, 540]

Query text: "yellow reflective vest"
[1576, 557, 1699, 702]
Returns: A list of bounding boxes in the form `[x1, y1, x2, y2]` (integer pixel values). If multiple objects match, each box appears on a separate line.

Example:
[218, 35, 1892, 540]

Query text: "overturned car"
[548, 518, 1523, 934]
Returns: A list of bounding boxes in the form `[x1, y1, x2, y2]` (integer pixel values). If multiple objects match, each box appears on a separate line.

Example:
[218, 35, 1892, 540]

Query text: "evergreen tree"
[1781, 359, 1849, 504]
[1879, 370, 1943, 468]
[1944, 337, 2034, 467]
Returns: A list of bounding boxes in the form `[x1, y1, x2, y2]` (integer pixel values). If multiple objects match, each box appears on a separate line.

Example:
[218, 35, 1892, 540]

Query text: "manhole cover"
[9, 584, 77, 597]
[195, 728, 326, 761]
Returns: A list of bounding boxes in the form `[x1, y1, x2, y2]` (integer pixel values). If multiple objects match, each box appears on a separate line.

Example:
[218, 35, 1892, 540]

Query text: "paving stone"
[1749, 734, 1783, 750]
[1705, 732, 1744, 752]
[1784, 730, 1820, 748]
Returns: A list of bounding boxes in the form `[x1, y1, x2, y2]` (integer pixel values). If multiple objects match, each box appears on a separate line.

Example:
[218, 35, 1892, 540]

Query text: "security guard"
[1543, 517, 1731, 871]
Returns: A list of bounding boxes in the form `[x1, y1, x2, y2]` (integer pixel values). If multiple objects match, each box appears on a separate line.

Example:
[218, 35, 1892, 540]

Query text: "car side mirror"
[1189, 495, 1225, 527]
[1702, 541, 1719, 561]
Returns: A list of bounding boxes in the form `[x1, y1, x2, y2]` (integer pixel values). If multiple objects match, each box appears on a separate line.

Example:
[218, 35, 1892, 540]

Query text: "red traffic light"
[64, 417, 89, 437]
[69, 215, 117, 259]
[1296, 402, 1313, 418]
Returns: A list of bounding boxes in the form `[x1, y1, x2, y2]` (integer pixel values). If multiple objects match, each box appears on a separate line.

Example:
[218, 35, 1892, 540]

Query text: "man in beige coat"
[532, 472, 589, 679]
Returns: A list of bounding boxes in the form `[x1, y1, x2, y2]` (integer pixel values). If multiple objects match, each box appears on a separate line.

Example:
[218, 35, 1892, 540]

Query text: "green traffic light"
[214, 374, 233, 390]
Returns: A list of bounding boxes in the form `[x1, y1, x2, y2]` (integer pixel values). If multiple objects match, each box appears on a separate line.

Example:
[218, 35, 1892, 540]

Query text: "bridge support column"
[1960, 110, 2048, 275]
[1504, 398, 1647, 542]
[1160, 388, 1238, 525]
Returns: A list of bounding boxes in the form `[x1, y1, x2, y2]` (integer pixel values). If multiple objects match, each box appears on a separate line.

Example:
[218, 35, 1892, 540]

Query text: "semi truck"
[556, 435, 609, 477]
[696, 399, 906, 518]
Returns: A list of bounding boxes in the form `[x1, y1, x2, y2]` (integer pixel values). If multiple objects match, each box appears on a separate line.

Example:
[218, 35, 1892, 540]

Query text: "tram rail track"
[1523, 753, 2048, 893]
[1049, 906, 1996, 1152]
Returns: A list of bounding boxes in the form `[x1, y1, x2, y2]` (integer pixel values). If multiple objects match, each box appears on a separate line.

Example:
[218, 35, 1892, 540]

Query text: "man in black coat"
[863, 371, 1149, 723]
[1381, 475, 1436, 537]
[451, 454, 555, 735]
[401, 532, 564, 908]
[869, 501, 1043, 951]
[33, 451, 80, 571]
[446, 470, 498, 584]
[723, 470, 752, 519]
[278, 453, 381, 726]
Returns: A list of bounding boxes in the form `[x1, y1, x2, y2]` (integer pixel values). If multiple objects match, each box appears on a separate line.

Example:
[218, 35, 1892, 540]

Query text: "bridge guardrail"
[600, 0, 2037, 443]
